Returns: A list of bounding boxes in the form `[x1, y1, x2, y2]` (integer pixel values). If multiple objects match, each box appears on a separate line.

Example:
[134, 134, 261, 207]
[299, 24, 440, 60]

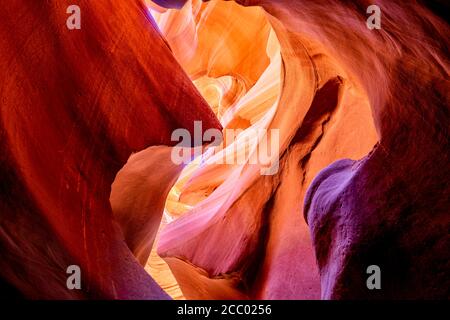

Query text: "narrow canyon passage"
[0, 0, 448, 300]
[113, 0, 379, 300]
[112, 0, 449, 300]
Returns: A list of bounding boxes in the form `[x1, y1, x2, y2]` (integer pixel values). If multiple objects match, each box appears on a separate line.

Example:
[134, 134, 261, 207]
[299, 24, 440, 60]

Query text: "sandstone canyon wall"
[147, 0, 449, 300]
[0, 0, 220, 299]
[0, 0, 448, 300]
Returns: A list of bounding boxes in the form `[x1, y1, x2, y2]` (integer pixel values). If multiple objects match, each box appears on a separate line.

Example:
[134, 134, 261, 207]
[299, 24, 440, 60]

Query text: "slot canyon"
[0, 0, 448, 300]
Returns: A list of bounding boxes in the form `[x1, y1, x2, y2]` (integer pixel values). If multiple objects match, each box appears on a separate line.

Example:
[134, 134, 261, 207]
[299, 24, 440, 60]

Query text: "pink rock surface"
[150, 0, 449, 300]
[0, 0, 448, 300]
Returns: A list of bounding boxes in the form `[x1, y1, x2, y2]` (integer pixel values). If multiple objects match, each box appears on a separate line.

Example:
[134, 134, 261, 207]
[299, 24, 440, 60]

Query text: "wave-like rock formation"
[146, 0, 449, 300]
[0, 0, 448, 300]
[0, 0, 220, 299]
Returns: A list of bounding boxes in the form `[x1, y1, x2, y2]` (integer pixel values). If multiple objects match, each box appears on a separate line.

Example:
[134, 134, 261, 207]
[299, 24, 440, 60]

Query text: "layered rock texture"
[148, 0, 450, 300]
[0, 0, 448, 300]
[0, 0, 220, 299]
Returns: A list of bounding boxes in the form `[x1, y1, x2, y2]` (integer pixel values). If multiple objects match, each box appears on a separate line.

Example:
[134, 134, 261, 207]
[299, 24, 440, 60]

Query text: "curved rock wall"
[0, 0, 448, 300]
[148, 0, 449, 300]
[0, 0, 220, 299]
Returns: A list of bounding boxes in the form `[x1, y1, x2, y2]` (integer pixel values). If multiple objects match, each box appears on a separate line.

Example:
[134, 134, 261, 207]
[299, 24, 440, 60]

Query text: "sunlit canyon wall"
[0, 0, 448, 299]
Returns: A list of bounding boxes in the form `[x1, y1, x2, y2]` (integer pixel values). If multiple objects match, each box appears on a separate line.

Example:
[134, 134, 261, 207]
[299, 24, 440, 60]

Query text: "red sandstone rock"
[0, 0, 220, 299]
[0, 0, 448, 300]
